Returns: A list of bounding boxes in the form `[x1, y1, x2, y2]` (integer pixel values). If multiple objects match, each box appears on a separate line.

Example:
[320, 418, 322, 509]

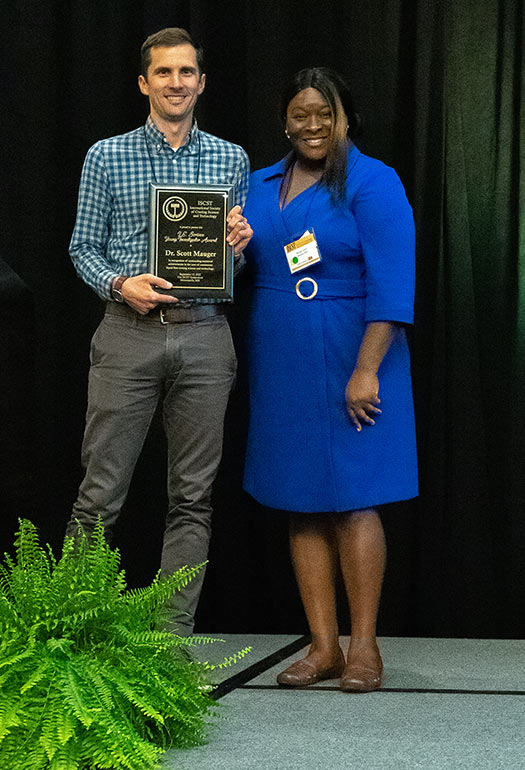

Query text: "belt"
[253, 277, 366, 301]
[105, 301, 226, 324]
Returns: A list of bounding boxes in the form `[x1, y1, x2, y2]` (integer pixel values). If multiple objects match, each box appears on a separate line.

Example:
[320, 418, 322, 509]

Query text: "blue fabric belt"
[253, 276, 366, 299]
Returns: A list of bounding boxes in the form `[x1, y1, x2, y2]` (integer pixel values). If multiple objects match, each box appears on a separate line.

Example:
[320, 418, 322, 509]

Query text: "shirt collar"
[144, 115, 200, 154]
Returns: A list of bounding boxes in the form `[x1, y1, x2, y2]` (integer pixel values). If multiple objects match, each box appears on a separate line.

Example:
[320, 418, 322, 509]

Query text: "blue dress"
[242, 147, 418, 512]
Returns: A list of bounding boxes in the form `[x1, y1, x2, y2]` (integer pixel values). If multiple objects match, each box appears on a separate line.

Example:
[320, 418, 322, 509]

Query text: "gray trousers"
[66, 304, 237, 634]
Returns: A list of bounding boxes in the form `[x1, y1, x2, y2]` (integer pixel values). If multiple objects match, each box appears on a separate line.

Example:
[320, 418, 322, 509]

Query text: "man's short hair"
[140, 27, 205, 78]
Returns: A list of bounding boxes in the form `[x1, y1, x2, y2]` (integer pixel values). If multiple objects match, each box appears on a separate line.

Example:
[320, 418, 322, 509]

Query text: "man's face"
[138, 44, 205, 125]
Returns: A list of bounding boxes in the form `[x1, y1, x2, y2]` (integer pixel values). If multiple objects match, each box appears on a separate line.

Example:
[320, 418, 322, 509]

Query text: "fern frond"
[14, 521, 47, 576]
[81, 723, 162, 770]
[202, 646, 252, 670]
[39, 687, 81, 763]
[15, 743, 49, 770]
[0, 562, 14, 597]
[47, 742, 81, 770]
[124, 562, 205, 614]
[0, 697, 22, 742]
[101, 663, 165, 724]
[0, 647, 35, 670]
[46, 637, 74, 656]
[184, 634, 226, 646]
[0, 593, 21, 632]
[20, 660, 52, 694]
[112, 624, 178, 650]
[56, 711, 78, 747]
[79, 658, 115, 712]
[58, 664, 95, 729]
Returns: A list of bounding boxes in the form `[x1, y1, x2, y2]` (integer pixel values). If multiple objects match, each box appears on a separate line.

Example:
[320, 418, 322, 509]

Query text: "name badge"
[284, 230, 322, 274]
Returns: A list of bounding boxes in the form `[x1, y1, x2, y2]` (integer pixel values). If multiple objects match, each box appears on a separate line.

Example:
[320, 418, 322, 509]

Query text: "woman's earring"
[285, 130, 290, 139]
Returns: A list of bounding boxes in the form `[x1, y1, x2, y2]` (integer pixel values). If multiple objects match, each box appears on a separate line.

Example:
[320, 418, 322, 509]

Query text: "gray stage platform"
[164, 635, 525, 769]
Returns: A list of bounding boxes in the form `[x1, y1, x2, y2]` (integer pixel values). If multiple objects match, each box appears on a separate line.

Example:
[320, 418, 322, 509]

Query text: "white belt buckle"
[295, 277, 318, 301]
[159, 308, 169, 324]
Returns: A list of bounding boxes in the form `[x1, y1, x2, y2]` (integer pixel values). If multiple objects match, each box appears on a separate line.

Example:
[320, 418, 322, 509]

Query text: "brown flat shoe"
[277, 652, 345, 687]
[340, 653, 383, 693]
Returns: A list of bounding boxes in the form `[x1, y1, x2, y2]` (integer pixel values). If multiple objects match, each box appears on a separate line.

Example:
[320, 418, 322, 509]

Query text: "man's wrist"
[111, 275, 129, 303]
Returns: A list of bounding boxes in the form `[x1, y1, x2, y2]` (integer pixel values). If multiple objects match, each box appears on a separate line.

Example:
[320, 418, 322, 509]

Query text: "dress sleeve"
[352, 164, 415, 324]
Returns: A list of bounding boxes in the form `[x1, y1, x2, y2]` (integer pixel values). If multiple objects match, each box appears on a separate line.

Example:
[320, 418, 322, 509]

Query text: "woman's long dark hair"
[281, 67, 361, 203]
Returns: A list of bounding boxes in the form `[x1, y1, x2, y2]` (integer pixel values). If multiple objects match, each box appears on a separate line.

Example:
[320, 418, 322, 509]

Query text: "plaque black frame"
[148, 183, 235, 301]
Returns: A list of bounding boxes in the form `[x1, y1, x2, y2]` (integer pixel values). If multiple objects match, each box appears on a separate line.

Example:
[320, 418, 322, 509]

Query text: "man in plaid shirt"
[66, 28, 252, 635]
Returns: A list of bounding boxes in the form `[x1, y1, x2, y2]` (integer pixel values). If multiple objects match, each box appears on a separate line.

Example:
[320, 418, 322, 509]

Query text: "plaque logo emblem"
[162, 196, 188, 221]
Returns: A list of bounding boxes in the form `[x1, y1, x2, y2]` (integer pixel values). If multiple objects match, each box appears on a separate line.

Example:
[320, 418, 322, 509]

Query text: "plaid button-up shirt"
[70, 116, 250, 301]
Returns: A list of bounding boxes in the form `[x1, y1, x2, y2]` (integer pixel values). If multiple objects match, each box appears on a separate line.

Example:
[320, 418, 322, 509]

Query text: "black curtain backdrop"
[1, 0, 523, 638]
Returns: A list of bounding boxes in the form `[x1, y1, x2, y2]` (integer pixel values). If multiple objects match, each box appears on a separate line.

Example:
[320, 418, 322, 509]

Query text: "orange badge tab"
[284, 230, 322, 274]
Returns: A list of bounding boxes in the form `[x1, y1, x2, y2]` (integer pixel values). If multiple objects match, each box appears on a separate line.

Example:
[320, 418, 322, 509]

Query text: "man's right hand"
[120, 274, 179, 315]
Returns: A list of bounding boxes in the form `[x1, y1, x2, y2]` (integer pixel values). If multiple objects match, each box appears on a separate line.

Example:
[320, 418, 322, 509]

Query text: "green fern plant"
[0, 520, 249, 770]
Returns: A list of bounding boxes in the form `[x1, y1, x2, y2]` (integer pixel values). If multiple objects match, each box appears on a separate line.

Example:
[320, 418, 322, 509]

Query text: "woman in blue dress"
[242, 68, 417, 691]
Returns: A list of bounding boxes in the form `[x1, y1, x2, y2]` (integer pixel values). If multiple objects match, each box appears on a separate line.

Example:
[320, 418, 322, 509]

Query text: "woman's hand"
[345, 370, 382, 432]
[226, 205, 253, 254]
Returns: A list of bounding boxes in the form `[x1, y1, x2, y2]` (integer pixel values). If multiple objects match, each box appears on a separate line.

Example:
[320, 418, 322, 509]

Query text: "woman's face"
[285, 87, 333, 164]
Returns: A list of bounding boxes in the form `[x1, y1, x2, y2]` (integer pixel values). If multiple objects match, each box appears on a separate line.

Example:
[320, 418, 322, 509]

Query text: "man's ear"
[138, 74, 149, 96]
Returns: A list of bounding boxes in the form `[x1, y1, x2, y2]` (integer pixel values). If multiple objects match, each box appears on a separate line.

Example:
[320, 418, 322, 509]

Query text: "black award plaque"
[148, 183, 235, 300]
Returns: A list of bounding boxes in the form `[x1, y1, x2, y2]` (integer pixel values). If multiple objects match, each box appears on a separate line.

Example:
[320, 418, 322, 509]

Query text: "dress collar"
[260, 153, 292, 181]
[260, 144, 360, 181]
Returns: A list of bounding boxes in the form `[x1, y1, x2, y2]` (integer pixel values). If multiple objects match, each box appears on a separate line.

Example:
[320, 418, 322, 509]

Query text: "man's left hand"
[227, 205, 253, 254]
